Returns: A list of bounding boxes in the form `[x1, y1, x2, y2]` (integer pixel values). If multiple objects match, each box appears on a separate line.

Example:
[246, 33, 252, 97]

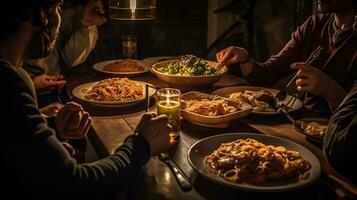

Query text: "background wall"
[74, 0, 314, 74]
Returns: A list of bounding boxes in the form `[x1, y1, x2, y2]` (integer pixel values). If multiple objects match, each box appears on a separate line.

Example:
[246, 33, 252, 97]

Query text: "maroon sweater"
[246, 14, 357, 115]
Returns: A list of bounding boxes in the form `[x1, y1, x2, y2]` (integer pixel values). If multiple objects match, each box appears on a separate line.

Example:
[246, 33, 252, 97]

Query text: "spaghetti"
[205, 138, 311, 185]
[84, 78, 143, 101]
[183, 97, 237, 116]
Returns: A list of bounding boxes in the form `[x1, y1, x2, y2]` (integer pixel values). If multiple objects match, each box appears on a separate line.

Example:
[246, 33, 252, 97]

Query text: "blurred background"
[75, 0, 317, 74]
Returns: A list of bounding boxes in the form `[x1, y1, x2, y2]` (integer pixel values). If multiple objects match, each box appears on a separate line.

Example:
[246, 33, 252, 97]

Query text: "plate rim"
[93, 59, 150, 75]
[212, 86, 303, 115]
[187, 132, 321, 192]
[72, 80, 155, 107]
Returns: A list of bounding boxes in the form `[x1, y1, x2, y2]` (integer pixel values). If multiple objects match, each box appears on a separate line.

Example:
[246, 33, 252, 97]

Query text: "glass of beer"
[156, 88, 181, 145]
[121, 35, 137, 59]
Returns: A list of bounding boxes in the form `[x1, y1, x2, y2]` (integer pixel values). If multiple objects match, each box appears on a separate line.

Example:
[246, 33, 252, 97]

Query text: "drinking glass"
[156, 88, 181, 145]
[121, 35, 137, 59]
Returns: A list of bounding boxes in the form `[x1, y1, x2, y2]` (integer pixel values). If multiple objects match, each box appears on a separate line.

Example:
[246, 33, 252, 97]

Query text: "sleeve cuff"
[120, 135, 151, 166]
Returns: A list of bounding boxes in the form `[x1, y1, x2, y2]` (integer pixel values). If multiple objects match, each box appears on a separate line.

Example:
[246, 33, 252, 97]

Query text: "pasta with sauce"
[205, 138, 311, 185]
[183, 97, 237, 116]
[84, 78, 143, 102]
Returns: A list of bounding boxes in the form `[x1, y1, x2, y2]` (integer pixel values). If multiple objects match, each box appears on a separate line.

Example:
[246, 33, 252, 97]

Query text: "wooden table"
[67, 70, 356, 200]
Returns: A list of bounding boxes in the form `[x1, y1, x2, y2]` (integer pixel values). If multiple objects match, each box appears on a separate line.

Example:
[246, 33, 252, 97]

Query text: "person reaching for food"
[216, 0, 357, 115]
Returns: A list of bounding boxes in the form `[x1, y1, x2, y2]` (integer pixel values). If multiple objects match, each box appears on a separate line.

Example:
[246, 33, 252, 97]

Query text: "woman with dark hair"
[0, 1, 170, 199]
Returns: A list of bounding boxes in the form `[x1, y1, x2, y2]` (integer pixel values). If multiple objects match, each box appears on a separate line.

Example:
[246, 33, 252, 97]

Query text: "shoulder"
[298, 14, 332, 32]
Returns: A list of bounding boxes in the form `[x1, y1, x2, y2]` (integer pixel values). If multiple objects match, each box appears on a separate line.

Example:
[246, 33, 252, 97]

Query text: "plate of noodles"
[212, 86, 303, 115]
[294, 118, 329, 143]
[93, 59, 150, 76]
[72, 77, 156, 107]
[188, 133, 321, 191]
[151, 55, 227, 89]
[181, 91, 252, 128]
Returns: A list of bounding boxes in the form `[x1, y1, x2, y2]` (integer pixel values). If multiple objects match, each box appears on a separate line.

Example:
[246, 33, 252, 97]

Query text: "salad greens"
[155, 55, 220, 76]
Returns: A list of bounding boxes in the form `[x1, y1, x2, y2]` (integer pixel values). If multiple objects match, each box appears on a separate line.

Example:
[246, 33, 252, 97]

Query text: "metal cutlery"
[158, 153, 192, 191]
[275, 46, 323, 106]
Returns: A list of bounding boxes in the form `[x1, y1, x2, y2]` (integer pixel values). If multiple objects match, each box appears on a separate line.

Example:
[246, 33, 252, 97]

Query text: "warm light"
[130, 0, 136, 16]
[109, 0, 156, 21]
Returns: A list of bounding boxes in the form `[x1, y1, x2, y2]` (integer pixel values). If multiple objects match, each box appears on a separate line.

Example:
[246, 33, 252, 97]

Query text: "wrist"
[239, 52, 250, 64]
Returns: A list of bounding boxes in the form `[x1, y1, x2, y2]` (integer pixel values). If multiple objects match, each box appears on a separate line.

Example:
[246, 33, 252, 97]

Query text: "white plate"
[93, 59, 150, 76]
[72, 80, 156, 107]
[212, 86, 303, 115]
[188, 133, 321, 192]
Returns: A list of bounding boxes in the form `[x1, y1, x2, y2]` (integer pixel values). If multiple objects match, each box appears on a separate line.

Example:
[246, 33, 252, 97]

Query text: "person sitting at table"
[0, 1, 170, 200]
[23, 0, 107, 108]
[216, 0, 357, 115]
[323, 81, 357, 184]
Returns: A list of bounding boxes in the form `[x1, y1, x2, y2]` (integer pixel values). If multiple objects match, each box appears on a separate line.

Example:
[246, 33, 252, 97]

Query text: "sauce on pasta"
[205, 138, 311, 185]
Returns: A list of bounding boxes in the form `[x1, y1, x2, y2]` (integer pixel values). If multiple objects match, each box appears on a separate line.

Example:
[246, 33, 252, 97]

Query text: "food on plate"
[182, 96, 237, 116]
[205, 138, 311, 185]
[102, 60, 145, 72]
[229, 90, 275, 112]
[154, 55, 220, 76]
[296, 120, 327, 138]
[83, 78, 143, 101]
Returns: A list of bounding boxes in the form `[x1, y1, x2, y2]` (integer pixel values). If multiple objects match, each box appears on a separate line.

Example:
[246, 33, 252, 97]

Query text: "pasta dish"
[296, 120, 327, 138]
[205, 138, 311, 185]
[229, 90, 275, 112]
[102, 60, 145, 73]
[182, 97, 237, 116]
[84, 78, 143, 101]
[154, 55, 220, 76]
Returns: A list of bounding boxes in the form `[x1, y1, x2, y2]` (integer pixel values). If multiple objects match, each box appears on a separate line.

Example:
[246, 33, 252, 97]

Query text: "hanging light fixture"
[109, 0, 156, 20]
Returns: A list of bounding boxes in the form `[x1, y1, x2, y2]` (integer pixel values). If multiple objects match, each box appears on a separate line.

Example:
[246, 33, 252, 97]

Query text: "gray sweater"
[0, 59, 150, 200]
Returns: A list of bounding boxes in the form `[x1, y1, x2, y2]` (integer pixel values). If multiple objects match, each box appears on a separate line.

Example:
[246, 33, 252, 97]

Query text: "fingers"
[219, 47, 234, 64]
[61, 112, 91, 139]
[296, 78, 310, 86]
[56, 103, 82, 128]
[154, 114, 169, 124]
[290, 62, 312, 71]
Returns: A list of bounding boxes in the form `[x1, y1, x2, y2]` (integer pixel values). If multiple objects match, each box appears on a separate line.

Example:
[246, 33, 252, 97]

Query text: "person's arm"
[2, 67, 151, 199]
[323, 84, 357, 183]
[217, 16, 316, 87]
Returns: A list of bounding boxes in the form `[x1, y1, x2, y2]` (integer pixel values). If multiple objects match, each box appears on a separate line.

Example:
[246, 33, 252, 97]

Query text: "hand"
[135, 113, 170, 156]
[291, 62, 335, 96]
[33, 74, 66, 92]
[216, 46, 249, 66]
[82, 0, 107, 27]
[54, 102, 92, 139]
[40, 102, 64, 117]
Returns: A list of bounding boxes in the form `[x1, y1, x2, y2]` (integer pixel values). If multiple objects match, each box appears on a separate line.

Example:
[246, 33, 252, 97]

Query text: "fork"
[276, 94, 298, 123]
[275, 46, 323, 106]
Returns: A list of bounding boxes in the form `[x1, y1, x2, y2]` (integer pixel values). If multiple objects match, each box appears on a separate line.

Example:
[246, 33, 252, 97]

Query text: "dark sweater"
[0, 59, 151, 200]
[323, 82, 357, 184]
[246, 14, 357, 115]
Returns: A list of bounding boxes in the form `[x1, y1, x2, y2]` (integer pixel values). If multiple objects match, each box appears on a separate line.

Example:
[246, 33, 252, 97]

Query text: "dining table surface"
[66, 65, 357, 200]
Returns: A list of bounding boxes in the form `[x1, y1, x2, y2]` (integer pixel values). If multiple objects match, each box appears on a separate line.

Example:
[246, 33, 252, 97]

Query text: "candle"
[157, 88, 181, 145]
